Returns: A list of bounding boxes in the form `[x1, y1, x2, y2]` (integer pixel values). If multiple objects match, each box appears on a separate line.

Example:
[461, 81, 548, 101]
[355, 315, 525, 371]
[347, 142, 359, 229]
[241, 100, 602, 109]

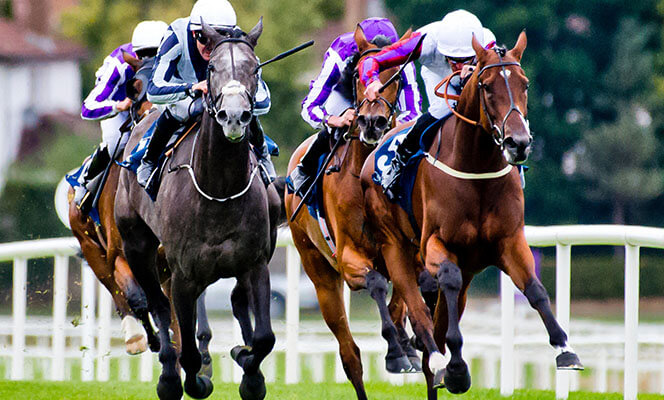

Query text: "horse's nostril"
[217, 110, 228, 122]
[240, 111, 252, 124]
[357, 115, 367, 128]
[374, 116, 388, 131]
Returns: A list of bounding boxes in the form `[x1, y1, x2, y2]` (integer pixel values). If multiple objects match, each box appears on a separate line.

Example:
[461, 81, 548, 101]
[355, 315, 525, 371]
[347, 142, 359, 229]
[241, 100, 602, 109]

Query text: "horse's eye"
[208, 64, 215, 72]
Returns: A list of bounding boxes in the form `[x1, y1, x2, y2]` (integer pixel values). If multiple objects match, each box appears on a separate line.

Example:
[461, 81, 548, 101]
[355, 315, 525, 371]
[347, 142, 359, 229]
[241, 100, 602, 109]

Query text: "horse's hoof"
[157, 375, 182, 400]
[556, 351, 584, 370]
[231, 345, 253, 369]
[408, 355, 422, 372]
[125, 334, 148, 355]
[443, 364, 471, 394]
[184, 375, 214, 399]
[239, 371, 266, 400]
[385, 354, 412, 374]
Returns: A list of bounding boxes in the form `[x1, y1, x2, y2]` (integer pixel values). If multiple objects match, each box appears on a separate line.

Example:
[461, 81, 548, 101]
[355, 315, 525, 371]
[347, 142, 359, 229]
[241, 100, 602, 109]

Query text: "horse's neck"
[193, 116, 251, 194]
[443, 81, 507, 172]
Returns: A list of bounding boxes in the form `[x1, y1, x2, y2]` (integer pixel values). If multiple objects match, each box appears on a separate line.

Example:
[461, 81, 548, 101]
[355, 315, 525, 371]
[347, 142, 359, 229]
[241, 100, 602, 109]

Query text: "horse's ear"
[122, 50, 141, 71]
[508, 30, 527, 62]
[471, 33, 487, 60]
[399, 28, 413, 42]
[247, 17, 263, 47]
[354, 24, 370, 52]
[201, 18, 224, 48]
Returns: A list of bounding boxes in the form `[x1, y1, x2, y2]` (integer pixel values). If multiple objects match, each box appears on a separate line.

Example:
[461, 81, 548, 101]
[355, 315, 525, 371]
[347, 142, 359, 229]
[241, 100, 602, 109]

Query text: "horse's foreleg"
[171, 275, 213, 400]
[381, 242, 445, 386]
[388, 289, 421, 372]
[232, 265, 275, 400]
[196, 290, 213, 378]
[363, 268, 412, 373]
[500, 234, 583, 370]
[425, 235, 471, 394]
[231, 281, 254, 346]
[341, 246, 410, 374]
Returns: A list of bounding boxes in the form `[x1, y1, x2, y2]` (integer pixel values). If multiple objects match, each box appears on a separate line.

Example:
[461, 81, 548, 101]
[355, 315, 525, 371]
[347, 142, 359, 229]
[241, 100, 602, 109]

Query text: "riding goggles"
[445, 55, 476, 69]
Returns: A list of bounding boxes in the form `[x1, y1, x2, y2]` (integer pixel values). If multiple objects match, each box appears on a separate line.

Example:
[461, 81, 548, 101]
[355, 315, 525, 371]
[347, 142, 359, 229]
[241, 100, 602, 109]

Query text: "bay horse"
[115, 20, 280, 400]
[361, 32, 582, 399]
[285, 26, 419, 400]
[68, 55, 161, 355]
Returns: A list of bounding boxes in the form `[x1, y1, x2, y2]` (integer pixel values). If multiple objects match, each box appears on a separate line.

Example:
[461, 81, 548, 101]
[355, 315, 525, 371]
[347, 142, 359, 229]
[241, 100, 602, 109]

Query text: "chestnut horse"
[285, 26, 419, 400]
[68, 55, 160, 355]
[361, 32, 582, 399]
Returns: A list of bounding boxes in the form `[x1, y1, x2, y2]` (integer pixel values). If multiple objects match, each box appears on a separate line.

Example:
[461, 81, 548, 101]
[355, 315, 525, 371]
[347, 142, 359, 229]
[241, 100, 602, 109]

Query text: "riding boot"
[381, 112, 439, 200]
[290, 127, 332, 196]
[249, 117, 276, 184]
[136, 109, 181, 187]
[75, 146, 111, 205]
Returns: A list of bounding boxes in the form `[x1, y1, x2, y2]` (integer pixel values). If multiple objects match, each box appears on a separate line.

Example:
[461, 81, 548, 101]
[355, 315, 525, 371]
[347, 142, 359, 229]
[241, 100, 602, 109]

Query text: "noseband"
[477, 48, 527, 147]
[204, 38, 258, 119]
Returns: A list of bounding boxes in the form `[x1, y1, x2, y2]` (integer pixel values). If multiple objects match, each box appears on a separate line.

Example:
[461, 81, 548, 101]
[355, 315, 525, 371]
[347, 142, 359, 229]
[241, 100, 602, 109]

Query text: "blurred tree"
[59, 0, 343, 173]
[384, 0, 664, 225]
[574, 18, 663, 224]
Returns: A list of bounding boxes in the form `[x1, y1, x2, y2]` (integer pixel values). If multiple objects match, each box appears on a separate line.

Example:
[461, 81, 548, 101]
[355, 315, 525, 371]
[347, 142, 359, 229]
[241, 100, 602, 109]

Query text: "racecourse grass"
[1, 380, 663, 400]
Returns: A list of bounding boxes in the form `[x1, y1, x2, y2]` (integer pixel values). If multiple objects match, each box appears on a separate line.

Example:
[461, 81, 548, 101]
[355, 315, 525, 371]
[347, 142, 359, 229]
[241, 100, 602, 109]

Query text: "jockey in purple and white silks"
[289, 17, 422, 196]
[138, 0, 275, 187]
[359, 10, 496, 200]
[75, 20, 168, 208]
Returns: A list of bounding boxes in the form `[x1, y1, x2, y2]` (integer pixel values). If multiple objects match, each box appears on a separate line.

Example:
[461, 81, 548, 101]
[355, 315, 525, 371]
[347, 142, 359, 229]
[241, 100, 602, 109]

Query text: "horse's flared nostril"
[374, 116, 388, 132]
[240, 111, 252, 125]
[217, 110, 228, 122]
[357, 115, 368, 130]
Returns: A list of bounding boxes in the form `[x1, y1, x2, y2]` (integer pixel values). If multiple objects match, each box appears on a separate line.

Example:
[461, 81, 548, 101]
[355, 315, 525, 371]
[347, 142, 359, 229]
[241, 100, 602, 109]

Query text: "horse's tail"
[272, 176, 288, 227]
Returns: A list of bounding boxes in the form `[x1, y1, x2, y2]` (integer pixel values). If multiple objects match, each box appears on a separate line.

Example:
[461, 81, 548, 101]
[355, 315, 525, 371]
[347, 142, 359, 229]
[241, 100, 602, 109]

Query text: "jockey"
[290, 17, 422, 196]
[359, 10, 490, 200]
[75, 20, 168, 206]
[139, 0, 274, 187]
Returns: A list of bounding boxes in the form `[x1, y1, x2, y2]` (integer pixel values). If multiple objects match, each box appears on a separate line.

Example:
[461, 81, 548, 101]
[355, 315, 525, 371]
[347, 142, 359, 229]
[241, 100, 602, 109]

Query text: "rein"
[170, 131, 261, 202]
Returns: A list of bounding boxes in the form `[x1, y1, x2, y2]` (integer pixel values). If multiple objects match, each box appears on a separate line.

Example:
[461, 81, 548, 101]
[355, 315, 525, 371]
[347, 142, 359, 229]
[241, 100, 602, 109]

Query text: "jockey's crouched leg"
[249, 117, 276, 184]
[136, 108, 181, 187]
[290, 127, 331, 197]
[75, 145, 111, 206]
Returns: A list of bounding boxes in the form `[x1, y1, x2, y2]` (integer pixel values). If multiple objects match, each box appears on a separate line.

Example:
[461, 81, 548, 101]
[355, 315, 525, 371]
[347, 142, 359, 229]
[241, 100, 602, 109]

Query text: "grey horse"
[115, 19, 280, 400]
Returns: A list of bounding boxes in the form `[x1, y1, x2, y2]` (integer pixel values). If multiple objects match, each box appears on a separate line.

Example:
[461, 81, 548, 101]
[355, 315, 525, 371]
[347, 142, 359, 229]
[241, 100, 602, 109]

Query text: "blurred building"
[0, 0, 85, 193]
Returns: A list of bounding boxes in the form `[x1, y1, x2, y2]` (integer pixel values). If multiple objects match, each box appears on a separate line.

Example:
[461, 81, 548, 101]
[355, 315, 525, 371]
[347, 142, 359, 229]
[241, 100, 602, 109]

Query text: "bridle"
[477, 48, 528, 147]
[128, 58, 155, 126]
[204, 37, 258, 120]
[435, 47, 529, 148]
[351, 47, 402, 140]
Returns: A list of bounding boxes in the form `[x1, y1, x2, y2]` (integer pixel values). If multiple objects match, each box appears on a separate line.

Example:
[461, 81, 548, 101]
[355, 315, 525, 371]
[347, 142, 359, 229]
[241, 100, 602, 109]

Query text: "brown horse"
[68, 55, 159, 355]
[361, 32, 582, 399]
[285, 26, 419, 400]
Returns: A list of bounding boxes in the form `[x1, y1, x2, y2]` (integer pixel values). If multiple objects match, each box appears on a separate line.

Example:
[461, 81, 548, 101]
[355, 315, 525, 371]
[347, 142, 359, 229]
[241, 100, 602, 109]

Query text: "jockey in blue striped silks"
[290, 17, 422, 196]
[138, 0, 275, 187]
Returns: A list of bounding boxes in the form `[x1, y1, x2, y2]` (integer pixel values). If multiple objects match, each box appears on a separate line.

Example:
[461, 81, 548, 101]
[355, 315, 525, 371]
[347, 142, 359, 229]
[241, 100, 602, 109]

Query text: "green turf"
[1, 380, 663, 400]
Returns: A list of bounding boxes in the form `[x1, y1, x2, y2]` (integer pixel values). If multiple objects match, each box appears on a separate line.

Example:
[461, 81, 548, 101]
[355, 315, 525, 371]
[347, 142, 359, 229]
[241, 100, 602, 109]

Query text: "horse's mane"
[336, 34, 394, 101]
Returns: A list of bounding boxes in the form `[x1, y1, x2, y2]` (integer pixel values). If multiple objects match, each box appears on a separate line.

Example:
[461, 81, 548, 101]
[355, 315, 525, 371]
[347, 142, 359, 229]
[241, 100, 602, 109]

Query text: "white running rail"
[1, 225, 663, 399]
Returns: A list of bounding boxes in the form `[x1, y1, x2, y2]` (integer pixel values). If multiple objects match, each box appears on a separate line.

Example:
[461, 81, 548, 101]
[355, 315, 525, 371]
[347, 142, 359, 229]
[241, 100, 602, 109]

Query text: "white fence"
[1, 226, 663, 400]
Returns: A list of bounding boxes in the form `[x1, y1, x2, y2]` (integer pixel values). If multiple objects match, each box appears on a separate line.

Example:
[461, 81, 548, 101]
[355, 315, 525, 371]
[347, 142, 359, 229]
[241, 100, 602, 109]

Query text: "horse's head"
[352, 26, 410, 145]
[122, 51, 155, 122]
[470, 31, 531, 164]
[200, 19, 262, 142]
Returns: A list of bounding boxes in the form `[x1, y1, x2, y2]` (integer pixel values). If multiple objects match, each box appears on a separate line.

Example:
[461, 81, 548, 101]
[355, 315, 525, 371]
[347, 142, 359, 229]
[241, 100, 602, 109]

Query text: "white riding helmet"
[482, 27, 496, 49]
[132, 20, 168, 52]
[434, 9, 484, 58]
[189, 0, 237, 31]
